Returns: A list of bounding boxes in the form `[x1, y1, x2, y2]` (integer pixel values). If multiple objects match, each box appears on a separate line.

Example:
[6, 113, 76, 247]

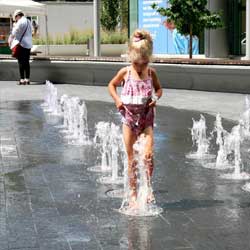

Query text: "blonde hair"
[128, 29, 153, 62]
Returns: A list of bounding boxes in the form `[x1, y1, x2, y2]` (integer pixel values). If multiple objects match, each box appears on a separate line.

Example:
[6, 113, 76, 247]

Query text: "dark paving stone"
[0, 100, 250, 250]
[0, 240, 8, 250]
[8, 236, 39, 249]
[9, 249, 40, 250]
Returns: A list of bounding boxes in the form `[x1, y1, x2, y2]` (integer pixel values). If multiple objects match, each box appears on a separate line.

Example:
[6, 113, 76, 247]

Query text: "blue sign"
[138, 0, 199, 55]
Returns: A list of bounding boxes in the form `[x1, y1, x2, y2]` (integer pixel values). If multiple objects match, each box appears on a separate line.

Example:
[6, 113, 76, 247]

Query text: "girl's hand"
[116, 100, 124, 110]
[148, 99, 157, 107]
[148, 94, 159, 107]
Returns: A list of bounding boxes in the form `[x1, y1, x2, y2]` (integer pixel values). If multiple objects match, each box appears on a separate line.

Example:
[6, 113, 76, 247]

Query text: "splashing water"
[119, 135, 163, 216]
[88, 122, 112, 172]
[66, 100, 91, 146]
[55, 97, 90, 147]
[41, 80, 52, 108]
[215, 115, 229, 167]
[242, 182, 250, 192]
[42, 81, 60, 115]
[241, 95, 250, 137]
[186, 114, 214, 159]
[50, 87, 60, 116]
[220, 124, 250, 180]
[242, 97, 250, 188]
[76, 101, 91, 145]
[59, 96, 72, 134]
[58, 94, 68, 117]
[40, 82, 91, 147]
[64, 97, 81, 140]
[54, 94, 69, 129]
[98, 123, 124, 184]
[107, 144, 128, 198]
[59, 97, 76, 135]
[203, 114, 233, 170]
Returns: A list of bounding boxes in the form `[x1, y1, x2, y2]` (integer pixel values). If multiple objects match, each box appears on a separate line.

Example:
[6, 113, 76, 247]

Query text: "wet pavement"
[0, 81, 247, 122]
[1, 93, 250, 250]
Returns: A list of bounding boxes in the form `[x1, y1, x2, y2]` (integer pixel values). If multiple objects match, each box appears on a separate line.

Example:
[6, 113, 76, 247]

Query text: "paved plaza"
[0, 81, 250, 250]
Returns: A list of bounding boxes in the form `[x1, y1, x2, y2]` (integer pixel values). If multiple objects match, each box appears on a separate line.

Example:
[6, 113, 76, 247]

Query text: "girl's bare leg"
[123, 124, 137, 206]
[142, 126, 155, 203]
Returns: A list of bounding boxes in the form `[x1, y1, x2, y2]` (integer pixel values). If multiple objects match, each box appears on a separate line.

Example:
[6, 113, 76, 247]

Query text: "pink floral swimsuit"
[120, 67, 154, 136]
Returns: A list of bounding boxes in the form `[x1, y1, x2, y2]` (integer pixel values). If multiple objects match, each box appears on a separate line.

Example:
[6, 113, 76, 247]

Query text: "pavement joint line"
[174, 247, 194, 250]
[184, 238, 195, 249]
[92, 232, 105, 250]
[41, 171, 60, 217]
[26, 182, 38, 236]
[81, 200, 93, 210]
[197, 225, 231, 230]
[158, 213, 171, 225]
[9, 125, 39, 244]
[66, 237, 73, 250]
[182, 212, 195, 223]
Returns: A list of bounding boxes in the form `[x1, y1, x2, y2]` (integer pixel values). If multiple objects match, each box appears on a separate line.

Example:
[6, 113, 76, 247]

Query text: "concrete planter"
[31, 44, 127, 57]
[100, 44, 127, 57]
[1, 59, 250, 93]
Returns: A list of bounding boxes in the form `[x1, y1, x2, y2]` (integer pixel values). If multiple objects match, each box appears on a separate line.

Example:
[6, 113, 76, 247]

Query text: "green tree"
[120, 0, 129, 31]
[152, 0, 223, 58]
[101, 0, 120, 31]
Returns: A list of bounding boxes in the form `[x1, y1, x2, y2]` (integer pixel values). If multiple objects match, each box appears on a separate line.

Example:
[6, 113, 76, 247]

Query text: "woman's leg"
[122, 124, 137, 205]
[17, 49, 25, 82]
[23, 48, 31, 81]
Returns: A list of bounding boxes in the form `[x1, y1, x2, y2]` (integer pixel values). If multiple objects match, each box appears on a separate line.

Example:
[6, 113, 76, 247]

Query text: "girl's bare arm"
[108, 67, 127, 109]
[151, 68, 163, 100]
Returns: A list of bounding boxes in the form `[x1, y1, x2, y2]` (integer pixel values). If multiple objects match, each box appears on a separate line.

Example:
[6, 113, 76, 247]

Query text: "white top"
[11, 16, 32, 49]
[120, 95, 151, 105]
[120, 67, 153, 105]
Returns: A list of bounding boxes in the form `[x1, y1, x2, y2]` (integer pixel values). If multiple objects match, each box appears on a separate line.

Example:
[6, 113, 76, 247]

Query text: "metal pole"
[45, 14, 49, 56]
[246, 0, 250, 59]
[93, 0, 101, 57]
[45, 5, 49, 56]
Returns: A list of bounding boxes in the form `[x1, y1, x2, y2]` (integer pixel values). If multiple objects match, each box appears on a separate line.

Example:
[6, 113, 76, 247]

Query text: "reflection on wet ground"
[0, 100, 250, 250]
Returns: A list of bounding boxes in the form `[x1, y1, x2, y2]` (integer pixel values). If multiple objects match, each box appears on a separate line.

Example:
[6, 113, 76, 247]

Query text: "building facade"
[129, 0, 249, 58]
[38, 1, 93, 39]
[228, 0, 246, 56]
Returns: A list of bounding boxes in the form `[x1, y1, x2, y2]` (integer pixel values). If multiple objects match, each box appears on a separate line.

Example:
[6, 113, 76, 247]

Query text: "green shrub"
[54, 34, 64, 45]
[33, 29, 127, 45]
[101, 30, 128, 44]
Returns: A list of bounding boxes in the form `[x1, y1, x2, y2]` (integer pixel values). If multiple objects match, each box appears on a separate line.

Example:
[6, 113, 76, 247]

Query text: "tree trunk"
[189, 24, 193, 59]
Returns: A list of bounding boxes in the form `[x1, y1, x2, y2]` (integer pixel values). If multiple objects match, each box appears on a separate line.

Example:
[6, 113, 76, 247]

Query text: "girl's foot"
[19, 79, 25, 85]
[147, 191, 155, 204]
[129, 190, 137, 208]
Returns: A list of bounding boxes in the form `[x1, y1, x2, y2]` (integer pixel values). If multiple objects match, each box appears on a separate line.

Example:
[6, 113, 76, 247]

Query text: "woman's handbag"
[11, 44, 22, 58]
[11, 21, 28, 58]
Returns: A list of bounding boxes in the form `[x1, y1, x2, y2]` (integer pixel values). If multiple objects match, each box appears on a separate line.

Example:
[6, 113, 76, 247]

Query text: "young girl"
[108, 29, 163, 206]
